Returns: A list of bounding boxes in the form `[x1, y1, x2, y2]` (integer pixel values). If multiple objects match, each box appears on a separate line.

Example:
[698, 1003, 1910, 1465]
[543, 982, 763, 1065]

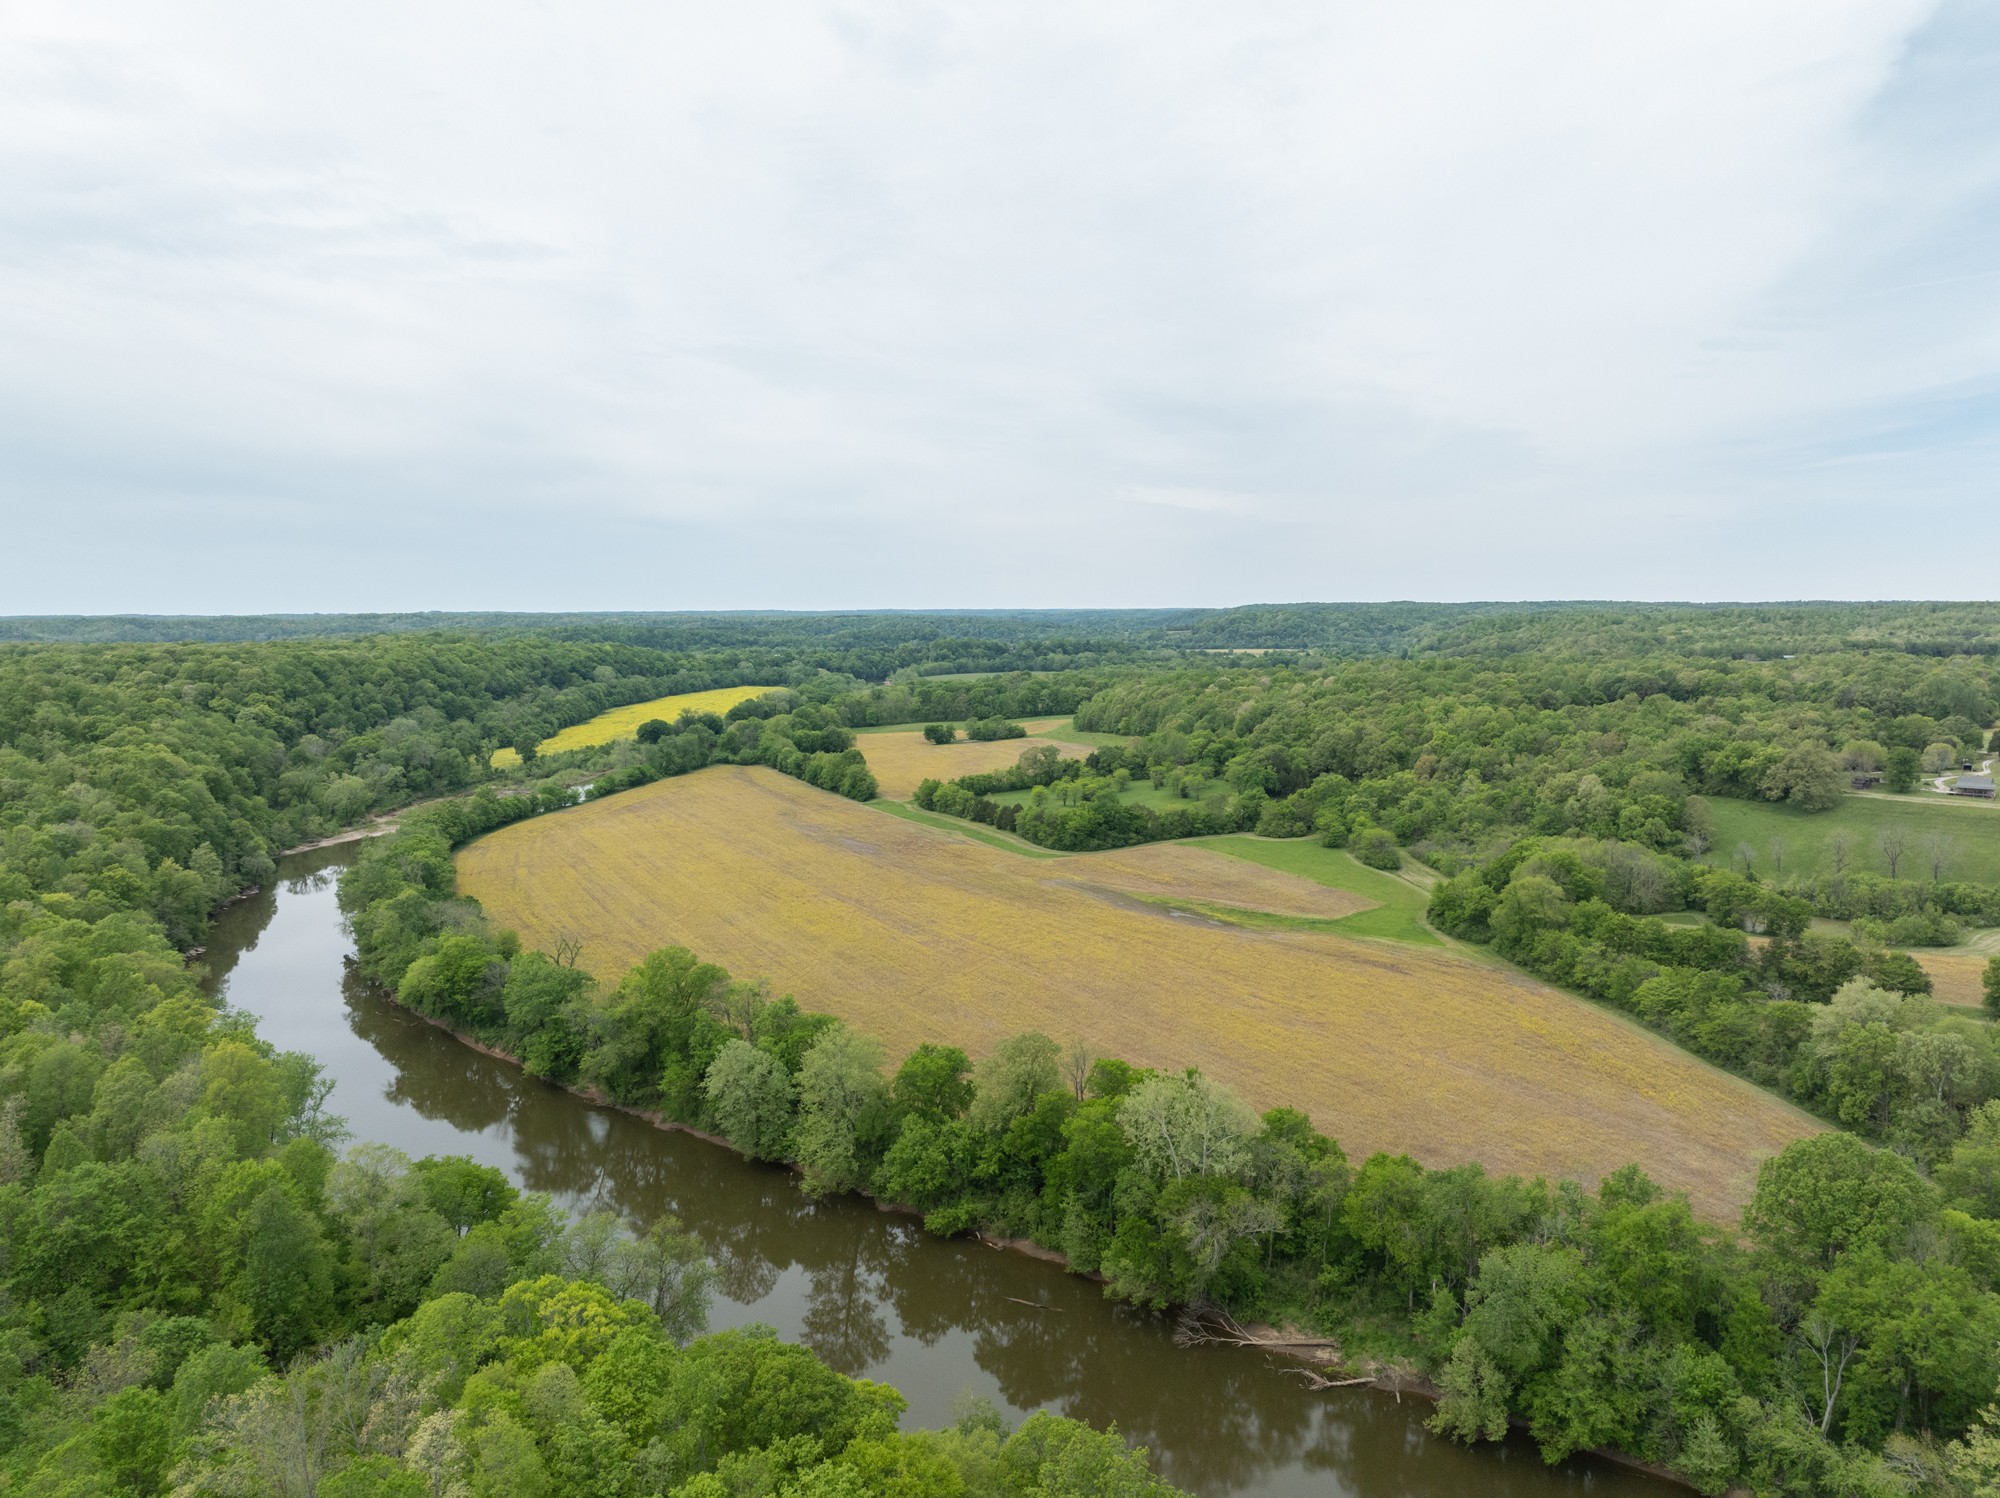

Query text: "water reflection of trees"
[802, 1251, 891, 1374]
[347, 977, 516, 1135]
[198, 886, 281, 998]
[865, 1230, 1335, 1496]
[350, 988, 1336, 1492]
[321, 890, 1674, 1498]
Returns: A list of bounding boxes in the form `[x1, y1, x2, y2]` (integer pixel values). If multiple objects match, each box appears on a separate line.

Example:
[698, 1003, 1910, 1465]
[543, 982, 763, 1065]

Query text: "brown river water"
[202, 843, 1681, 1498]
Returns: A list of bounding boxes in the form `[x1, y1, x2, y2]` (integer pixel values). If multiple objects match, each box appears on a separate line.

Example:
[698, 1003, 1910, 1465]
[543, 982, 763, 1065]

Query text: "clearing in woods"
[458, 766, 1818, 1216]
[858, 720, 1093, 800]
[1917, 949, 1997, 1008]
[491, 685, 779, 767]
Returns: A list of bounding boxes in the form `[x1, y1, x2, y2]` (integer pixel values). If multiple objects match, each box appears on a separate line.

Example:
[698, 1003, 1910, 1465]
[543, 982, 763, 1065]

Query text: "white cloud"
[0, 0, 1991, 610]
[1119, 487, 1259, 516]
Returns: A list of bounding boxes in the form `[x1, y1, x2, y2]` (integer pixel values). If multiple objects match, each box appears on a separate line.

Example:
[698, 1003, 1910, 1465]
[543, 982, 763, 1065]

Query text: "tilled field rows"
[458, 767, 1819, 1217]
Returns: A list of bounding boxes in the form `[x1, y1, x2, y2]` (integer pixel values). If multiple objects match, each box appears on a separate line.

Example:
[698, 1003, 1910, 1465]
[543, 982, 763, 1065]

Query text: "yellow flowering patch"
[490, 685, 779, 768]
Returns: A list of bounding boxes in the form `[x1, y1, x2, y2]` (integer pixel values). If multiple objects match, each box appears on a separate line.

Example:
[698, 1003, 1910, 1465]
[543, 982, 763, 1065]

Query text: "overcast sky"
[1, 2, 1995, 613]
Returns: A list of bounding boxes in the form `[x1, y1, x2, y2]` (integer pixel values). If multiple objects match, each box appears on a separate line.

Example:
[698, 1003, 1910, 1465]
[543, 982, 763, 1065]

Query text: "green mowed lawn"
[1027, 719, 1133, 749]
[876, 795, 1441, 945]
[1705, 793, 2000, 884]
[1194, 835, 1441, 945]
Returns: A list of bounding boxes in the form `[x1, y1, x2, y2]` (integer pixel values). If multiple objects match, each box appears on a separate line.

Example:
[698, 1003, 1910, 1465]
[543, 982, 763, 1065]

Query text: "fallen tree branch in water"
[1174, 1305, 1339, 1351]
[1278, 1366, 1377, 1390]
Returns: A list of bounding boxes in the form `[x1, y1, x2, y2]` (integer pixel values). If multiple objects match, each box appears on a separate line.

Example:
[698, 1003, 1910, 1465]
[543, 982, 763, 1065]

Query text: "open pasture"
[859, 720, 1091, 799]
[491, 685, 779, 767]
[458, 767, 1819, 1217]
[1705, 792, 2000, 885]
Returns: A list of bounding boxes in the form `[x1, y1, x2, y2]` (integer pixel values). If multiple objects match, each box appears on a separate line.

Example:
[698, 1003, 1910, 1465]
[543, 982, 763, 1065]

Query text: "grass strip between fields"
[869, 802, 1447, 944]
[1125, 895, 1376, 935]
[1194, 835, 1443, 945]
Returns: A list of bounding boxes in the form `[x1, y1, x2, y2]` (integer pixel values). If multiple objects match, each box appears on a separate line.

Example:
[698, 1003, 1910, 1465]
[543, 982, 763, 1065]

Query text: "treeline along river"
[204, 843, 1679, 1498]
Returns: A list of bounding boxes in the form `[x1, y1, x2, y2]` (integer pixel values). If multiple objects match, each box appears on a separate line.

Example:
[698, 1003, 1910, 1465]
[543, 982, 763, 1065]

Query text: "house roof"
[1956, 773, 1994, 790]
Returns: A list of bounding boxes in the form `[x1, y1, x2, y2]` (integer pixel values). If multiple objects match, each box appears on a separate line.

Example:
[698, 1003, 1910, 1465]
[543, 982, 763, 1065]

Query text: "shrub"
[966, 719, 1026, 742]
[1857, 912, 1962, 948]
[1352, 826, 1402, 870]
[1255, 800, 1309, 838]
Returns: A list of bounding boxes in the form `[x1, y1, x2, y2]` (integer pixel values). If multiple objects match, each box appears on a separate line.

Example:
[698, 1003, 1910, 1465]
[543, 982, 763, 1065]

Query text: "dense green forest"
[15, 610, 2000, 1494]
[908, 648, 1995, 858]
[0, 632, 1191, 1495]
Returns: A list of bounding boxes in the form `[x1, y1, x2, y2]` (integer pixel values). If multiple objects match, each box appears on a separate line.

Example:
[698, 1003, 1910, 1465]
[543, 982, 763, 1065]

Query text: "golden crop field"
[1917, 951, 1989, 1009]
[490, 686, 780, 768]
[457, 767, 1818, 1217]
[860, 720, 1089, 799]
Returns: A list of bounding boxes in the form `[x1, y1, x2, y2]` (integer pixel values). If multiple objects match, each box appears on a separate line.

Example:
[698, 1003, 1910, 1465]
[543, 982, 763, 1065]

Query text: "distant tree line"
[891, 646, 2000, 864]
[27, 599, 2000, 662]
[831, 675, 1116, 728]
